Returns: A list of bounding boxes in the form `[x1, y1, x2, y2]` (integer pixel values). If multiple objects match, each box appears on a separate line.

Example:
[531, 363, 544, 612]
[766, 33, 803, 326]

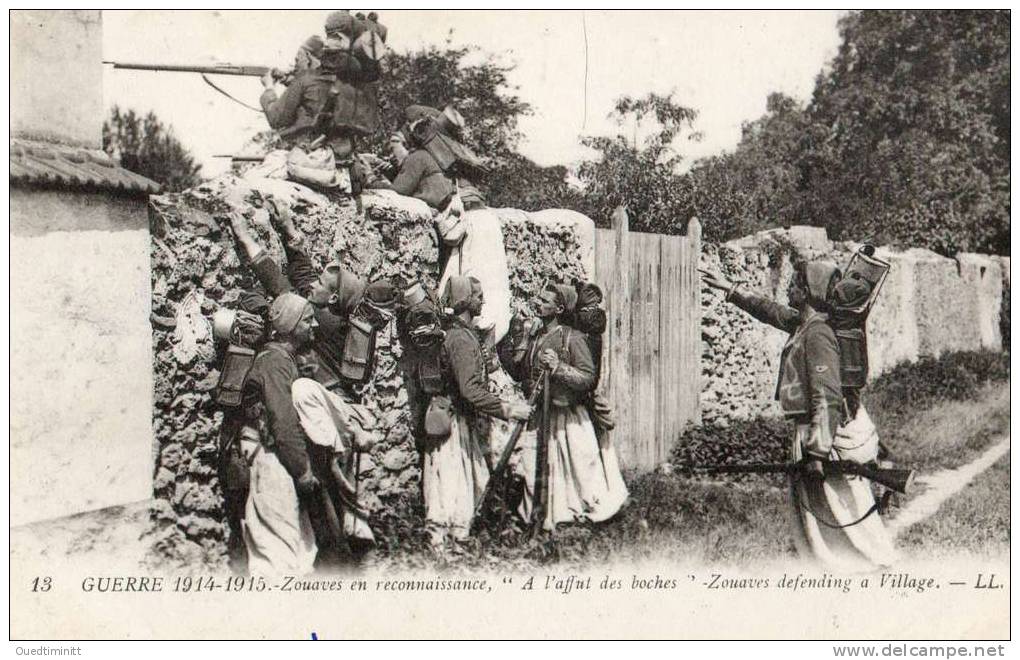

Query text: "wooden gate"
[593, 211, 701, 472]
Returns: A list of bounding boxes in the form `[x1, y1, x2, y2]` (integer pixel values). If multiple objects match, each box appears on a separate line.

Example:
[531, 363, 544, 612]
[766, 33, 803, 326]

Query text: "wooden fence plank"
[608, 208, 633, 467]
[630, 232, 660, 470]
[658, 236, 684, 460]
[592, 215, 702, 472]
[686, 218, 703, 425]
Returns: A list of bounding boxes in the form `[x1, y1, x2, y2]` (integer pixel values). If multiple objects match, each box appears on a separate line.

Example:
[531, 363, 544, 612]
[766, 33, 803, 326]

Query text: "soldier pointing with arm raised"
[701, 261, 899, 570]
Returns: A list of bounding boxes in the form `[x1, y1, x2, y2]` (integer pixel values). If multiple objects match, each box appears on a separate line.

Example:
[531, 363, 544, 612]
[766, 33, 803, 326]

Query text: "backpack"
[829, 245, 891, 389]
[211, 308, 267, 408]
[572, 280, 608, 388]
[315, 42, 382, 139]
[396, 283, 451, 444]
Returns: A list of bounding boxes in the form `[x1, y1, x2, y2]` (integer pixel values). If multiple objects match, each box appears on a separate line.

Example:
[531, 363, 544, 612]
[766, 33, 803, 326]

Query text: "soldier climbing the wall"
[228, 199, 398, 565]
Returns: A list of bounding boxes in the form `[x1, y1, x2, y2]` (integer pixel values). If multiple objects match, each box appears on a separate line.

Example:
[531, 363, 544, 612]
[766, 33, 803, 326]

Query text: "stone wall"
[699, 226, 1007, 424]
[147, 174, 590, 565]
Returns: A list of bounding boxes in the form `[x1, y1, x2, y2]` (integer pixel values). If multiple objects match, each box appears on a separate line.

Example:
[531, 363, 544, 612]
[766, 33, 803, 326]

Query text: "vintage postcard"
[8, 8, 1010, 643]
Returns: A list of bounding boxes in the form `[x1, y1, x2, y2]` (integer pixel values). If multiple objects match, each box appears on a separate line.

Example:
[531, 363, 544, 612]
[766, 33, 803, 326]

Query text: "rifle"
[104, 61, 292, 80]
[104, 62, 294, 112]
[530, 370, 552, 538]
[469, 367, 547, 534]
[687, 459, 916, 495]
[213, 154, 266, 162]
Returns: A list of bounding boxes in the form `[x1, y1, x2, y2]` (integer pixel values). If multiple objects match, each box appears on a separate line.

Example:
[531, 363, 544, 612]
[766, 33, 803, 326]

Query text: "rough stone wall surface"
[148, 175, 587, 565]
[699, 226, 1008, 424]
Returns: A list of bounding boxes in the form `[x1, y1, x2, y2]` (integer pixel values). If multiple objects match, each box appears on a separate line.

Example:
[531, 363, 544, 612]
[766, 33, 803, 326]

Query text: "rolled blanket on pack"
[437, 207, 512, 344]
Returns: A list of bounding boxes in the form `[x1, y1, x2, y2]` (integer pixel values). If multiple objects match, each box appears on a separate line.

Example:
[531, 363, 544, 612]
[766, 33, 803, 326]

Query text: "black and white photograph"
[8, 8, 1011, 644]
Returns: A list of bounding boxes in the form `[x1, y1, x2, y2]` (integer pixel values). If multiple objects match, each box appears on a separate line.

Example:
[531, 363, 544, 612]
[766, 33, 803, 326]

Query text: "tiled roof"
[10, 139, 161, 196]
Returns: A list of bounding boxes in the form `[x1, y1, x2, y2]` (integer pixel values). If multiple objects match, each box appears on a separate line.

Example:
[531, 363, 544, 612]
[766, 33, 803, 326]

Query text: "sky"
[103, 10, 844, 179]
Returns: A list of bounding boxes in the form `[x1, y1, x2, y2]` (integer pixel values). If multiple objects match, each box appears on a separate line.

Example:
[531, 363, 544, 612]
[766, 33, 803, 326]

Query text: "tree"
[800, 10, 1009, 254]
[103, 106, 202, 192]
[366, 41, 532, 160]
[575, 92, 702, 232]
[669, 10, 1008, 255]
[683, 93, 816, 241]
[485, 152, 587, 212]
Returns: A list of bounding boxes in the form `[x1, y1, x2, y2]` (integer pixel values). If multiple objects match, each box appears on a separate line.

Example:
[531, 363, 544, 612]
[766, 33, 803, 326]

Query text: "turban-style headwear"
[441, 275, 474, 314]
[799, 260, 841, 309]
[309, 262, 366, 312]
[270, 292, 311, 336]
[303, 35, 325, 55]
[553, 284, 578, 315]
[294, 35, 324, 71]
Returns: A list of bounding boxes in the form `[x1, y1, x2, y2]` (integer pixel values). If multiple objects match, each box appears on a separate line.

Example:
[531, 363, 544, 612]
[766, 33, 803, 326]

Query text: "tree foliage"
[102, 106, 202, 192]
[682, 93, 815, 241]
[366, 41, 531, 160]
[799, 10, 1009, 254]
[573, 93, 701, 231]
[570, 10, 1009, 254]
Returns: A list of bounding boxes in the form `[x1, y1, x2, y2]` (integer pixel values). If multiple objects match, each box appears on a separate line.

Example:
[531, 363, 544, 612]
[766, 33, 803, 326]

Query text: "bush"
[863, 350, 1010, 467]
[671, 349, 1009, 478]
[864, 350, 1010, 414]
[672, 417, 788, 469]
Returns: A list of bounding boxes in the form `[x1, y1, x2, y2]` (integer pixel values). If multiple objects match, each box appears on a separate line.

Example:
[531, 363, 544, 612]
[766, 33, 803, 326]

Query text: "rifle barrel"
[689, 460, 915, 495]
[213, 155, 265, 162]
[530, 371, 552, 537]
[469, 369, 547, 532]
[104, 61, 270, 77]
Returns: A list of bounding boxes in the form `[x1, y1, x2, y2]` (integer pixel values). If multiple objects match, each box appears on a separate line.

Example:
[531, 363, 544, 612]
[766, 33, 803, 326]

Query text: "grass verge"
[897, 455, 1010, 557]
[371, 351, 1009, 570]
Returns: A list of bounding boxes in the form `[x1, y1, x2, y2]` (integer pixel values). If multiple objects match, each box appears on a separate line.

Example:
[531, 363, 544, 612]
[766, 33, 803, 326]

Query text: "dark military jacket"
[244, 342, 311, 480]
[504, 322, 596, 410]
[727, 288, 843, 458]
[248, 240, 369, 395]
[441, 318, 507, 420]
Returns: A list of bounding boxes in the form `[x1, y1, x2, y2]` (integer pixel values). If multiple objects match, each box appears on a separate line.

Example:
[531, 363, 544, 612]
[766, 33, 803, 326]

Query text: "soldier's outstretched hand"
[698, 267, 734, 293]
[265, 196, 301, 242]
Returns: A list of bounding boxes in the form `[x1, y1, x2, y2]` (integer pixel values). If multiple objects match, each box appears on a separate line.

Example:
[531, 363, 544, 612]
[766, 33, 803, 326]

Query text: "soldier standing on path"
[700, 262, 899, 570]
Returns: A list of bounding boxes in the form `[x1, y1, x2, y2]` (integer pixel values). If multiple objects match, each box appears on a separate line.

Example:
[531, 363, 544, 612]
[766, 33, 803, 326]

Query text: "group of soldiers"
[213, 12, 629, 575]
[213, 11, 903, 575]
[218, 198, 628, 574]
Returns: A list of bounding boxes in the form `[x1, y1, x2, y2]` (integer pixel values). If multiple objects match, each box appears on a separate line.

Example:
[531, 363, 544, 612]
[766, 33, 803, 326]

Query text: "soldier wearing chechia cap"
[419, 276, 532, 549]
[701, 260, 899, 570]
[229, 198, 399, 566]
[500, 284, 629, 531]
[241, 292, 320, 577]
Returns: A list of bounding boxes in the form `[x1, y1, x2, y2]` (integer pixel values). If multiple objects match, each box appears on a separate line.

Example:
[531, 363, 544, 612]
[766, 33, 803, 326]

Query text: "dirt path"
[888, 435, 1011, 535]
